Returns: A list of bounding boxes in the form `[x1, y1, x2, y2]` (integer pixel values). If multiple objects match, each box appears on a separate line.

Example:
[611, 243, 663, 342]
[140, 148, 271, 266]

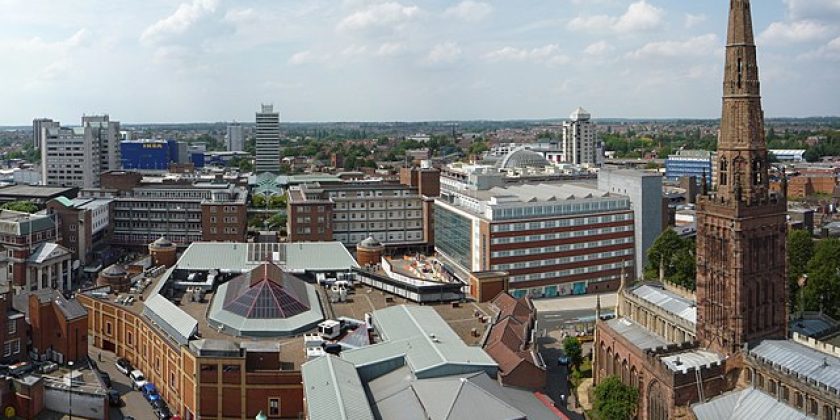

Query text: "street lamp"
[67, 360, 74, 420]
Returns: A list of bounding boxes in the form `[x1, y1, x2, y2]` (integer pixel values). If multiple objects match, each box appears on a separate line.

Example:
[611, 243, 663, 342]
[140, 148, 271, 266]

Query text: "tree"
[1, 201, 38, 213]
[268, 194, 287, 209]
[802, 238, 840, 319]
[788, 229, 815, 310]
[562, 336, 583, 369]
[251, 194, 266, 208]
[645, 229, 696, 288]
[593, 376, 639, 420]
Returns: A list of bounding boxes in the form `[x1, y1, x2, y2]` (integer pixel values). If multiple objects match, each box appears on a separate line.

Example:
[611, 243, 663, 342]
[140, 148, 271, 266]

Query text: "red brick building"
[27, 289, 88, 363]
[484, 293, 546, 390]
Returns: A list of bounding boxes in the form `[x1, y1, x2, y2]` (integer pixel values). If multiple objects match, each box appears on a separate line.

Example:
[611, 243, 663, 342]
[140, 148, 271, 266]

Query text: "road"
[93, 349, 159, 420]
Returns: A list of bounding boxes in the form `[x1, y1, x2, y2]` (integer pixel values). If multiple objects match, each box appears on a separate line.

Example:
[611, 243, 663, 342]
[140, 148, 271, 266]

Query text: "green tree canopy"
[251, 194, 267, 208]
[593, 376, 639, 420]
[268, 194, 288, 209]
[802, 238, 840, 318]
[645, 229, 696, 289]
[562, 336, 583, 369]
[788, 229, 815, 309]
[1, 201, 38, 213]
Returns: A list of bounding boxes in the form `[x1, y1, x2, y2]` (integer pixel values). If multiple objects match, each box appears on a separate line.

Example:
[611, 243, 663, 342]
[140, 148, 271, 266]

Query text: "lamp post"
[67, 360, 74, 420]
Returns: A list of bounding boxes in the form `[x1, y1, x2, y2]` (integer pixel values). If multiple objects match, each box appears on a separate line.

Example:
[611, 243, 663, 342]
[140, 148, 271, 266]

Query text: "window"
[3, 342, 10, 357]
[269, 398, 280, 416]
[12, 339, 19, 354]
[127, 332, 133, 346]
[105, 322, 112, 336]
[7, 320, 15, 335]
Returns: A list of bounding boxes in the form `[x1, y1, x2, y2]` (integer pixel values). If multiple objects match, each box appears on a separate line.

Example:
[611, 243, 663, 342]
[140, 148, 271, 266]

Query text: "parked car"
[142, 383, 160, 402]
[129, 370, 147, 389]
[100, 371, 112, 388]
[115, 358, 132, 375]
[38, 362, 59, 374]
[9, 362, 34, 377]
[156, 405, 172, 420]
[151, 399, 167, 411]
[108, 390, 121, 407]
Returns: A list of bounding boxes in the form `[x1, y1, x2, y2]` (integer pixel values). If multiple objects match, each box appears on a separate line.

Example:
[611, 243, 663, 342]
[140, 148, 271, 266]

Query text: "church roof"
[749, 339, 840, 394]
[605, 317, 670, 350]
[629, 284, 696, 325]
[692, 386, 813, 420]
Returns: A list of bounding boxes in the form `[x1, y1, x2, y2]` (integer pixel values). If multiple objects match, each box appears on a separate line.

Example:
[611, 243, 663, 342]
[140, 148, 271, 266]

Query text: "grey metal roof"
[692, 387, 814, 420]
[749, 339, 840, 394]
[174, 242, 358, 272]
[605, 317, 670, 350]
[301, 355, 375, 420]
[141, 269, 198, 345]
[342, 305, 496, 378]
[790, 315, 839, 338]
[630, 284, 697, 325]
[283, 242, 359, 272]
[367, 367, 549, 420]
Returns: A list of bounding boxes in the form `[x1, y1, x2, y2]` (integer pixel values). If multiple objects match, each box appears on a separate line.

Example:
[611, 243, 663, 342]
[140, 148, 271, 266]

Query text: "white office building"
[562, 107, 598, 166]
[255, 105, 280, 173]
[227, 122, 244, 152]
[41, 115, 121, 189]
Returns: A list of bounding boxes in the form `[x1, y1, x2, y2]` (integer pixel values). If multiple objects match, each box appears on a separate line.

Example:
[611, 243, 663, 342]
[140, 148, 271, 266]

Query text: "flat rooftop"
[0, 184, 77, 198]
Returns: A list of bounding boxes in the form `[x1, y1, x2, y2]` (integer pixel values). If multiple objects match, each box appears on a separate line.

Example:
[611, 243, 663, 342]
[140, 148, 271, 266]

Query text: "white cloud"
[584, 41, 613, 56]
[759, 20, 834, 45]
[784, 0, 840, 21]
[338, 2, 421, 32]
[288, 50, 327, 65]
[569, 1, 664, 34]
[443, 1, 493, 22]
[800, 36, 840, 60]
[684, 13, 706, 29]
[377, 42, 406, 56]
[627, 34, 720, 59]
[341, 44, 369, 56]
[427, 41, 462, 64]
[484, 44, 569, 65]
[140, 0, 218, 45]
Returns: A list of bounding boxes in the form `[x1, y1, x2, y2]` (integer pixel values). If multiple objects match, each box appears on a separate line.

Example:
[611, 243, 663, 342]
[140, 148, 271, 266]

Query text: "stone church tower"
[695, 0, 788, 356]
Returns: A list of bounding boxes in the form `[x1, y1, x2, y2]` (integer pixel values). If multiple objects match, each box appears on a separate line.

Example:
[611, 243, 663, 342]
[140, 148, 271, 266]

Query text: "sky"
[0, 0, 838, 124]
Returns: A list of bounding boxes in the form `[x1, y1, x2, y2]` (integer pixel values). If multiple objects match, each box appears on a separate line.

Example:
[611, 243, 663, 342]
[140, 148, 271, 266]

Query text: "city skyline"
[1, 0, 839, 125]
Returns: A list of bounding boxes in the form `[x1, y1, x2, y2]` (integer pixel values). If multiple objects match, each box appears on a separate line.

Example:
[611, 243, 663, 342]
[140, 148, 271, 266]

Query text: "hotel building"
[434, 182, 636, 299]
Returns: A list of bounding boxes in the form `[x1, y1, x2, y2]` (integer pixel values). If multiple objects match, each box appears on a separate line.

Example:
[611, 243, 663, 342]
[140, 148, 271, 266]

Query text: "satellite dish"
[73, 260, 80, 270]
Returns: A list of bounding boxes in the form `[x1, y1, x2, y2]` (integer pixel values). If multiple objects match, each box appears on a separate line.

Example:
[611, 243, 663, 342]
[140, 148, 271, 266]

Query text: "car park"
[129, 370, 147, 389]
[115, 358, 132, 375]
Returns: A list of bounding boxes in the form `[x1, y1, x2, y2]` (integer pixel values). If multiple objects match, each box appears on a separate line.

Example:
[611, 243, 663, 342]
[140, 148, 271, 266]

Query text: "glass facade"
[665, 157, 713, 182]
[434, 205, 473, 270]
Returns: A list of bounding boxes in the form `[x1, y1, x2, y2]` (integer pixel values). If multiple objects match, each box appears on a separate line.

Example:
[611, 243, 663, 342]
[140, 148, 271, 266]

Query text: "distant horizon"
[3, 115, 840, 129]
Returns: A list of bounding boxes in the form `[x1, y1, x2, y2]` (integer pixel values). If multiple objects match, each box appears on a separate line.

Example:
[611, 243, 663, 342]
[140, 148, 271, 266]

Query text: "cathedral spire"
[715, 0, 768, 203]
[727, 0, 755, 46]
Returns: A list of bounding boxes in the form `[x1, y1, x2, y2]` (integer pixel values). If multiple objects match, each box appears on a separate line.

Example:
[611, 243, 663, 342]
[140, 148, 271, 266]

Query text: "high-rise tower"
[255, 105, 281, 173]
[695, 0, 787, 356]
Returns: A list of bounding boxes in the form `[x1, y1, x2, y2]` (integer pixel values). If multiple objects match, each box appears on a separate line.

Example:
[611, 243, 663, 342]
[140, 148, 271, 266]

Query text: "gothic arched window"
[720, 158, 729, 186]
[752, 159, 763, 185]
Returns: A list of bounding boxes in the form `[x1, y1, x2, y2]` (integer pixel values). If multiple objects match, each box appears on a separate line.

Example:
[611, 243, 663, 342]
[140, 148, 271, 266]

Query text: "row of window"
[492, 248, 633, 271]
[3, 339, 20, 358]
[491, 224, 633, 245]
[334, 221, 423, 230]
[335, 231, 424, 243]
[333, 211, 423, 220]
[509, 260, 627, 283]
[492, 237, 634, 258]
[329, 190, 415, 198]
[491, 213, 631, 232]
[335, 201, 421, 210]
